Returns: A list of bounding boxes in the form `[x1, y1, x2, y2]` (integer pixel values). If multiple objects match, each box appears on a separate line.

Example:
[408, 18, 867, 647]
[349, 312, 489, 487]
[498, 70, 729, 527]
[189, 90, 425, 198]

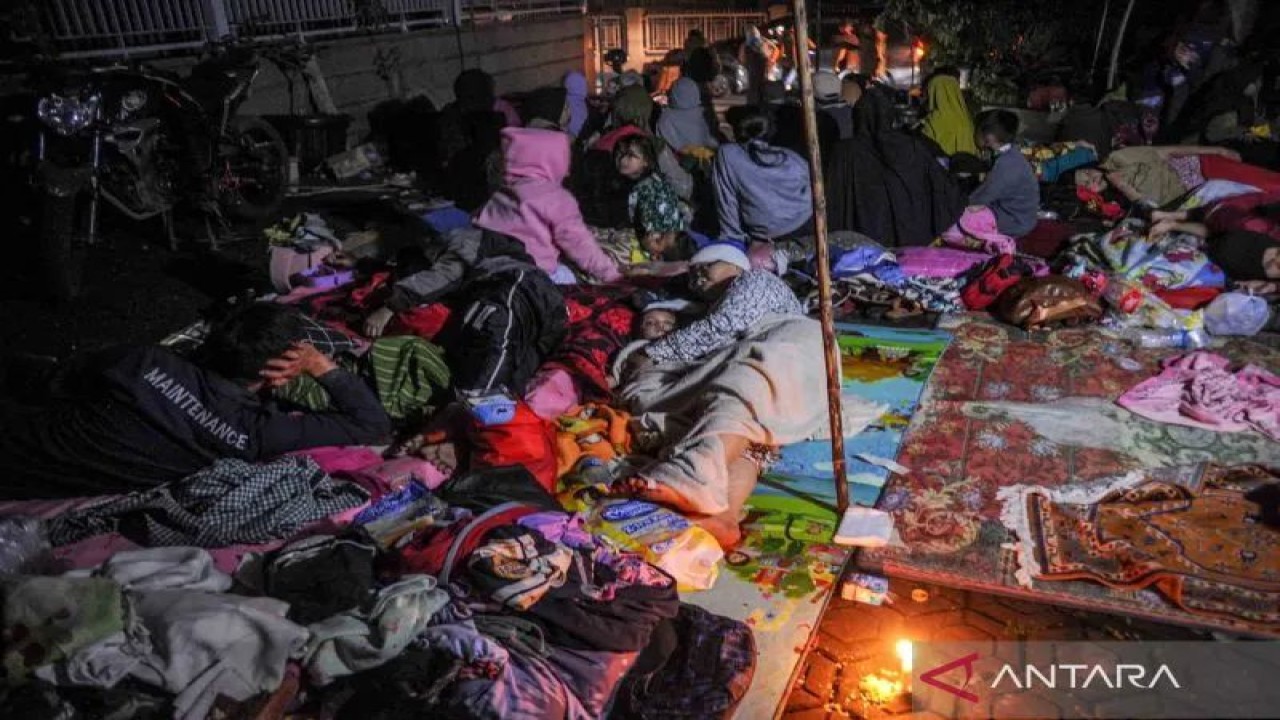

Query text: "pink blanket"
[1117, 351, 1280, 441]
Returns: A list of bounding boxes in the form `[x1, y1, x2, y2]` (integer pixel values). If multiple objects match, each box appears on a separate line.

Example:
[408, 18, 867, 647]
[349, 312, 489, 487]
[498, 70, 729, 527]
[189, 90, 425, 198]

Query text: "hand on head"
[259, 342, 335, 388]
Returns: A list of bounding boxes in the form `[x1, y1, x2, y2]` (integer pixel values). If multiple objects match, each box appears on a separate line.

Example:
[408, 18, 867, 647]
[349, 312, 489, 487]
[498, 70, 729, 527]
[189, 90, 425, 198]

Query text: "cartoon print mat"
[687, 323, 951, 718]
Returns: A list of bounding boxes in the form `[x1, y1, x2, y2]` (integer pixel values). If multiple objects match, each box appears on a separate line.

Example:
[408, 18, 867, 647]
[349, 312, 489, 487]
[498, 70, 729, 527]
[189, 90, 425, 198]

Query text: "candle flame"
[896, 639, 913, 673]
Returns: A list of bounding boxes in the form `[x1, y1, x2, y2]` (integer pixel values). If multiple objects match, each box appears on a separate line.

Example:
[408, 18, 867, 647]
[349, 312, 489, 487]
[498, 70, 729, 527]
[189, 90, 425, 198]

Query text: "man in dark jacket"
[0, 304, 391, 499]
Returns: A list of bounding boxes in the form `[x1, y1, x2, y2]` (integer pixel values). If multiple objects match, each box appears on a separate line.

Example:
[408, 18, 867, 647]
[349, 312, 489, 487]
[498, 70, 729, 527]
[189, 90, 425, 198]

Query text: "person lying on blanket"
[620, 243, 804, 374]
[0, 303, 391, 499]
[1146, 190, 1280, 280]
[613, 243, 805, 548]
[1074, 144, 1280, 210]
[362, 227, 566, 398]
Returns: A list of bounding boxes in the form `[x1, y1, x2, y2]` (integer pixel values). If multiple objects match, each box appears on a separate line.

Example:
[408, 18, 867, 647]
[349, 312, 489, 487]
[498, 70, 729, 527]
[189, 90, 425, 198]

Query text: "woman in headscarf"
[656, 77, 720, 153]
[919, 73, 979, 157]
[563, 71, 590, 138]
[825, 84, 965, 246]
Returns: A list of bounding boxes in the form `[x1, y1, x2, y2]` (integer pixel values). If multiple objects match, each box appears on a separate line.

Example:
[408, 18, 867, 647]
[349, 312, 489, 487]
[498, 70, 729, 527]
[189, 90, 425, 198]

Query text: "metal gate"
[642, 11, 761, 53]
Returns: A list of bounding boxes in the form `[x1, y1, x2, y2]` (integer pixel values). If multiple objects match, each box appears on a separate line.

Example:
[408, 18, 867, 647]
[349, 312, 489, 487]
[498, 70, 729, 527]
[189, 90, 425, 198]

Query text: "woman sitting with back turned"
[711, 107, 813, 244]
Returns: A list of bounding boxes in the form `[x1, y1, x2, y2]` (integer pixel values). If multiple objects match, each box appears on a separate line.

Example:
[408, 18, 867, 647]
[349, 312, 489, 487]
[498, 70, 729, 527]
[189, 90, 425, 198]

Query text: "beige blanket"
[620, 314, 876, 514]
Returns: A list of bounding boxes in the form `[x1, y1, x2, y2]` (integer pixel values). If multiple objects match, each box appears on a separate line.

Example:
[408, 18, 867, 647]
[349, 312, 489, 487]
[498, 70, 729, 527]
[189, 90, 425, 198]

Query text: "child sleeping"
[609, 297, 693, 388]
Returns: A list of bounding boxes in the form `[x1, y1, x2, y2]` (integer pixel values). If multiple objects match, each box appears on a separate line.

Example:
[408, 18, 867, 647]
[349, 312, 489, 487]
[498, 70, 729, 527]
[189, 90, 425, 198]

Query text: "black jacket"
[0, 346, 390, 499]
[443, 251, 568, 395]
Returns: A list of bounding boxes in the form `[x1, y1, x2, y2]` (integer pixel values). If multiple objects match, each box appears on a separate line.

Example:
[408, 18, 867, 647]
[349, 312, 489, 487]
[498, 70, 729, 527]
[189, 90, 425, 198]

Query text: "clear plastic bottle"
[1103, 276, 1184, 329]
[1120, 327, 1209, 350]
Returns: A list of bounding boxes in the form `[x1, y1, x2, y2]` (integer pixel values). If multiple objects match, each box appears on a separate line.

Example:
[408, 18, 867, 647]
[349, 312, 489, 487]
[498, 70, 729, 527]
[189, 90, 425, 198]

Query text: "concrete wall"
[160, 16, 586, 138]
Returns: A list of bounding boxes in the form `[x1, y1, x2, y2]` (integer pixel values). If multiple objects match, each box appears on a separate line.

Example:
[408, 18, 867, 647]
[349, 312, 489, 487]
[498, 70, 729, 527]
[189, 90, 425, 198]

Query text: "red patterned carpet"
[860, 317, 1280, 636]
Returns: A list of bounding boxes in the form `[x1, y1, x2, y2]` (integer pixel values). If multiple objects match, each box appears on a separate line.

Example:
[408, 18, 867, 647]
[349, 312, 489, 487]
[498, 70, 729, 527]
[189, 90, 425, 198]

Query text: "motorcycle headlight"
[36, 93, 101, 136]
[121, 89, 148, 114]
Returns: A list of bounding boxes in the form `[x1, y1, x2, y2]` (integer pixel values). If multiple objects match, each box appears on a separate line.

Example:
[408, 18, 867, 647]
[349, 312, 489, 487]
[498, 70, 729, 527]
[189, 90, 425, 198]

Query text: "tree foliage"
[881, 0, 1104, 104]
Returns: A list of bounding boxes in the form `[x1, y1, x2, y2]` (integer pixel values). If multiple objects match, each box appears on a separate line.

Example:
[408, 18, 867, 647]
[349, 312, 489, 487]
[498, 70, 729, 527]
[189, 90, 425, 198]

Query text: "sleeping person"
[613, 244, 814, 548]
[1075, 144, 1280, 208]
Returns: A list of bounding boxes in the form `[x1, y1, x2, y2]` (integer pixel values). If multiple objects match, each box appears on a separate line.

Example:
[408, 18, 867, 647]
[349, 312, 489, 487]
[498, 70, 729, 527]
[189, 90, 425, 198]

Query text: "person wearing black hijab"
[823, 84, 965, 246]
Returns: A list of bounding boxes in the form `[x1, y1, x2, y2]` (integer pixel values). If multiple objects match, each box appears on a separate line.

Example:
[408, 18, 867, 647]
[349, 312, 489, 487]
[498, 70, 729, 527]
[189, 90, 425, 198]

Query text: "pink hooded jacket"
[475, 127, 621, 282]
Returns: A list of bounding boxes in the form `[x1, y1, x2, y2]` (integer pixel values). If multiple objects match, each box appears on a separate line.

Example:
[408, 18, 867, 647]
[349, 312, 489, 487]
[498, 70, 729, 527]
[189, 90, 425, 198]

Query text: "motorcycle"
[32, 41, 289, 300]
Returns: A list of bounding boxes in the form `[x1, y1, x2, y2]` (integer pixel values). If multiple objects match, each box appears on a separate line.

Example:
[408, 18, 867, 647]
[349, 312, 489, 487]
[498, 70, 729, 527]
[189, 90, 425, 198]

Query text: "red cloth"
[295, 274, 453, 341]
[295, 272, 393, 337]
[538, 285, 636, 403]
[592, 124, 647, 153]
[389, 504, 536, 578]
[1017, 219, 1074, 259]
[1154, 286, 1222, 310]
[388, 303, 453, 340]
[1205, 190, 1280, 241]
[1200, 154, 1280, 194]
[468, 402, 558, 492]
[1076, 186, 1124, 221]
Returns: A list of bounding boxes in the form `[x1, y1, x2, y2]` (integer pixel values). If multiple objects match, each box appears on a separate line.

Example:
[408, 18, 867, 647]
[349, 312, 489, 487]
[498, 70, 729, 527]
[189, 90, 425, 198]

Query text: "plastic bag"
[0, 516, 56, 575]
[1204, 293, 1272, 337]
[588, 499, 722, 591]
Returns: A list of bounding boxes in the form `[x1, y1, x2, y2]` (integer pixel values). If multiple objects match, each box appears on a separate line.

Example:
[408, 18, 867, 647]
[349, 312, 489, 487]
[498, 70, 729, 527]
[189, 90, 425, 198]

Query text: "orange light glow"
[896, 639, 913, 673]
[913, 41, 926, 62]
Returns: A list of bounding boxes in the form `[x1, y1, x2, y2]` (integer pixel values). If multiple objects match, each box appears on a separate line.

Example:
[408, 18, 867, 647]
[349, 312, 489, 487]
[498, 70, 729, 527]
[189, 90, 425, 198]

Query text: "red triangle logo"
[919, 651, 981, 703]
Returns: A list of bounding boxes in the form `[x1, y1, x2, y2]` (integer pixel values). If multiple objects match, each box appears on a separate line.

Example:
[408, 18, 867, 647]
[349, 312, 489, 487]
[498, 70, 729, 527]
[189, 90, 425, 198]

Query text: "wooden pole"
[1106, 0, 1136, 91]
[790, 0, 849, 518]
[1088, 0, 1110, 83]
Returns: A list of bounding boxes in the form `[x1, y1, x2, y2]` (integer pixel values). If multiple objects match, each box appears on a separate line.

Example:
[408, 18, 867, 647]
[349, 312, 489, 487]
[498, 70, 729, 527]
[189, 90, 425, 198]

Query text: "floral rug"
[1001, 464, 1280, 631]
[860, 316, 1280, 636]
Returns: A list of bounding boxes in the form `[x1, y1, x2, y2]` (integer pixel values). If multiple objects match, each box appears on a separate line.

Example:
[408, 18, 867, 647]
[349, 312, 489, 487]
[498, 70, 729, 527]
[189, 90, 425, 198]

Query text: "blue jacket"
[712, 141, 813, 240]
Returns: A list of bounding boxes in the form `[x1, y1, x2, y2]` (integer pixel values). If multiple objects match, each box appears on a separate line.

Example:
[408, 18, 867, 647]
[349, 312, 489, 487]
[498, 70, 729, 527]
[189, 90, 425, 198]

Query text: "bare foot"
[696, 512, 743, 550]
[610, 476, 693, 511]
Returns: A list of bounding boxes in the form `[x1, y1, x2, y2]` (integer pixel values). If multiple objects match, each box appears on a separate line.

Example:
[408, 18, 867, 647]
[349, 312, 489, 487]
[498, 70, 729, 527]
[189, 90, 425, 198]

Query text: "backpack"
[961, 254, 1040, 310]
[609, 604, 756, 720]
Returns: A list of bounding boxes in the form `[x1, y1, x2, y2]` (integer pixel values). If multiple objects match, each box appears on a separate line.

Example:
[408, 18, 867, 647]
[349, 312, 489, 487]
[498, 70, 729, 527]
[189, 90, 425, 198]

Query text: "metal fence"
[39, 0, 212, 57]
[34, 0, 583, 58]
[642, 11, 762, 53]
[594, 14, 623, 53]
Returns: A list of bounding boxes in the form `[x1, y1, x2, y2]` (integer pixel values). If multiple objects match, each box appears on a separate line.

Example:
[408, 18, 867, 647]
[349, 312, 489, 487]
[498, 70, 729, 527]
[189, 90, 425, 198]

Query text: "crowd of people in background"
[4, 7, 1279, 541]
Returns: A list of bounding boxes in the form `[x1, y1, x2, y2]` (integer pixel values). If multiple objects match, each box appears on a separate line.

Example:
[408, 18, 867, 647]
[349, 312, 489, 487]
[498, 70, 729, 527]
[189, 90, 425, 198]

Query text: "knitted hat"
[630, 175, 687, 234]
[690, 243, 751, 271]
[642, 298, 692, 314]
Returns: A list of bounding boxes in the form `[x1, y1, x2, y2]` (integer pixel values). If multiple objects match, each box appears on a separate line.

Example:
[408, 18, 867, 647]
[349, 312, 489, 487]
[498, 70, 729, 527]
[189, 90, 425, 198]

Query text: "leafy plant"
[880, 0, 1102, 104]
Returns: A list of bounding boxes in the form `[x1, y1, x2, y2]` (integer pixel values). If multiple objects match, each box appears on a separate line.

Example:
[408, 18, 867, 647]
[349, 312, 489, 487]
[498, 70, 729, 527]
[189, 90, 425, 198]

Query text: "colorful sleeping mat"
[687, 323, 952, 718]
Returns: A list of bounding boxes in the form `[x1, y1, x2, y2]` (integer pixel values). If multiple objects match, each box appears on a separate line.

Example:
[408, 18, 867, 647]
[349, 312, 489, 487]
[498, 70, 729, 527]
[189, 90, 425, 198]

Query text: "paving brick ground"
[781, 577, 1210, 719]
